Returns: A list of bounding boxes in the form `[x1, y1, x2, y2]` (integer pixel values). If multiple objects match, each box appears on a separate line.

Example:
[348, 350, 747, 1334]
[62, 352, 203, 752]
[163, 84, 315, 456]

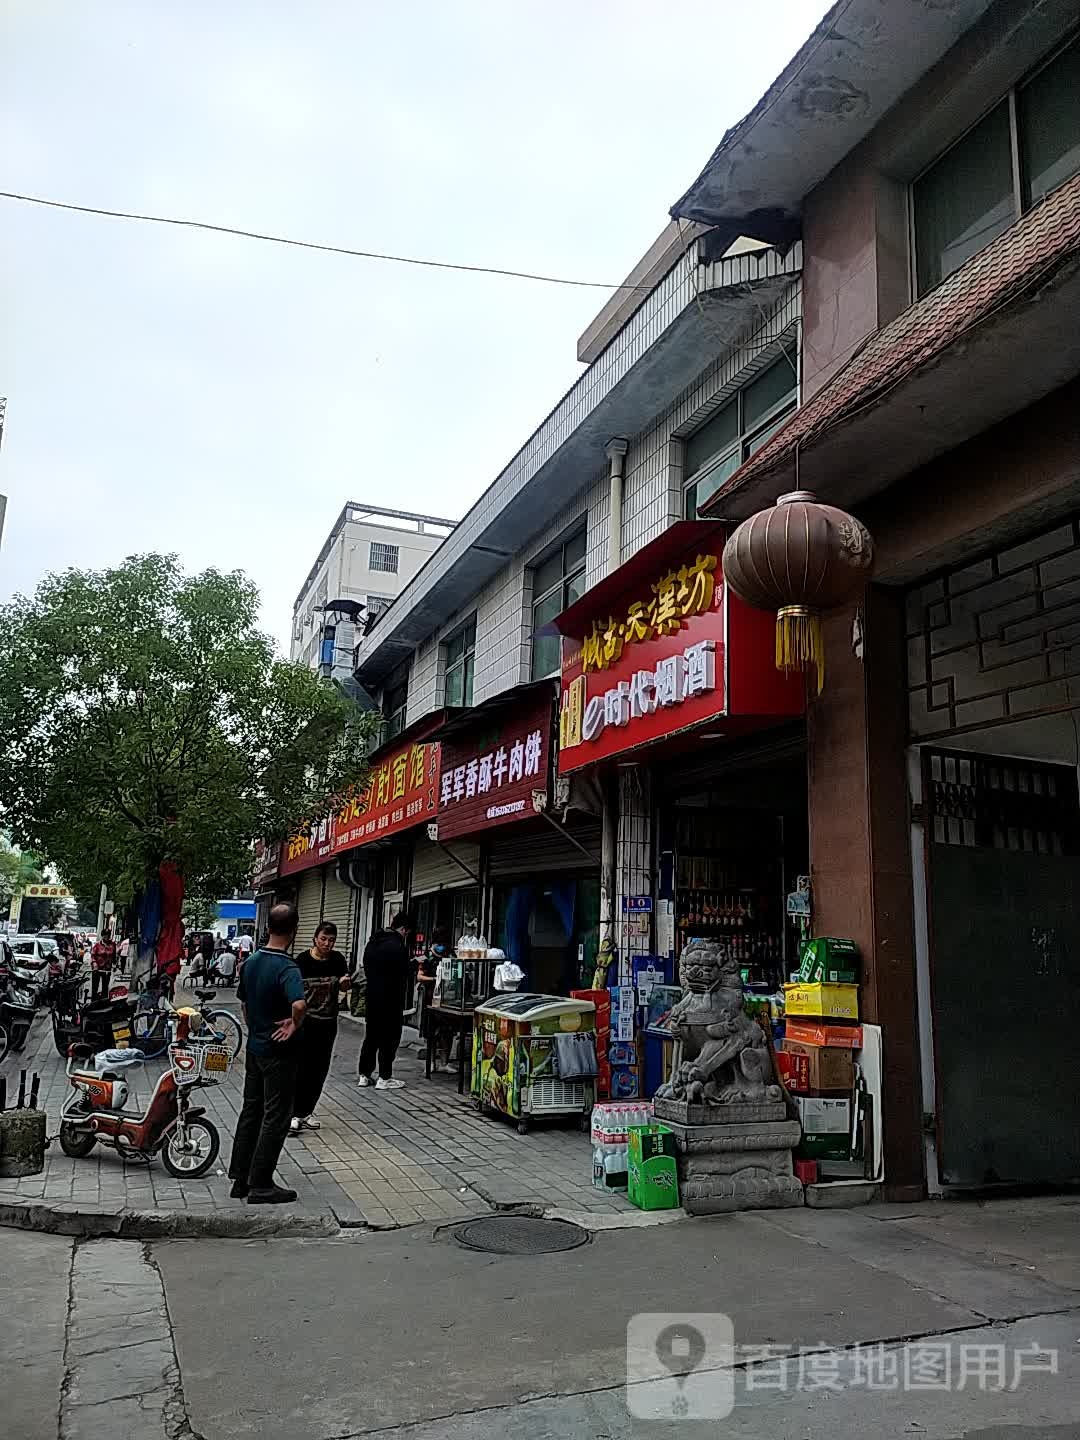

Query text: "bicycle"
[131, 982, 244, 1060]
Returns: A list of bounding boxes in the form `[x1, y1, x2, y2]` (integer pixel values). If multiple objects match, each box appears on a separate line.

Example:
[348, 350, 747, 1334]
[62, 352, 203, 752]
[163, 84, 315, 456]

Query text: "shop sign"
[25, 883, 72, 899]
[437, 691, 552, 840]
[558, 541, 727, 773]
[279, 739, 441, 877]
[251, 840, 280, 891]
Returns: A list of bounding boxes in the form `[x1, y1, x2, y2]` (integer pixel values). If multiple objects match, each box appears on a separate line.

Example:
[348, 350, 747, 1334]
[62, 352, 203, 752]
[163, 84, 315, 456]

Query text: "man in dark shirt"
[228, 902, 306, 1204]
[357, 912, 412, 1090]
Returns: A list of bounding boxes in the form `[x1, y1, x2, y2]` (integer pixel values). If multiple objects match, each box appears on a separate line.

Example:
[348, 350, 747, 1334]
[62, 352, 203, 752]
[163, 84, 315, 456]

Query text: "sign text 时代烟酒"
[575, 638, 716, 747]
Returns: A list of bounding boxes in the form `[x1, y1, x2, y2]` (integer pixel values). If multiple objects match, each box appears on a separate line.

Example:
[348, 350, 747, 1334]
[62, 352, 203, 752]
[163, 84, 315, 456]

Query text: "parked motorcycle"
[0, 961, 37, 1052]
[58, 1022, 228, 1176]
[48, 973, 137, 1057]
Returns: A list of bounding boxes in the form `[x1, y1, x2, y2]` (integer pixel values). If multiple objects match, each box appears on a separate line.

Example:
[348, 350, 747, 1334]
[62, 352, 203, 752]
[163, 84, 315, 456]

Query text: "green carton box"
[797, 937, 859, 984]
[627, 1123, 680, 1211]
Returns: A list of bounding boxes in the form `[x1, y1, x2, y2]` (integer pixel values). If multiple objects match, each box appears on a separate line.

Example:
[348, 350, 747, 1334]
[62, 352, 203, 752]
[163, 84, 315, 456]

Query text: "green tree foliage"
[181, 893, 219, 934]
[0, 835, 44, 910]
[0, 555, 377, 902]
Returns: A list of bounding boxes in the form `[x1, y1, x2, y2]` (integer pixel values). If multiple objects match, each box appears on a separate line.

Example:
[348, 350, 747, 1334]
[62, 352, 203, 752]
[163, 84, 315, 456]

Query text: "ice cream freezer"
[471, 993, 596, 1134]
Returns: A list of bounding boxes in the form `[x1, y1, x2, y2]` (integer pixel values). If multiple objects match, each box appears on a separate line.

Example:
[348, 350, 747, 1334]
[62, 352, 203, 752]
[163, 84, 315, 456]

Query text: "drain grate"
[452, 1215, 590, 1255]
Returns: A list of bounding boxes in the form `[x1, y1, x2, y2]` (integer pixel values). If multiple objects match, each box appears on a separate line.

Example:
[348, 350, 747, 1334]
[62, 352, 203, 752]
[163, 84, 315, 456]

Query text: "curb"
[0, 1197, 341, 1240]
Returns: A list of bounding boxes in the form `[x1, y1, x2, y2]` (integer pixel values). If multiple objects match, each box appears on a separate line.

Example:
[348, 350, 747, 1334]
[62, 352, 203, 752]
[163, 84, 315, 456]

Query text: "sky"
[1, 0, 829, 655]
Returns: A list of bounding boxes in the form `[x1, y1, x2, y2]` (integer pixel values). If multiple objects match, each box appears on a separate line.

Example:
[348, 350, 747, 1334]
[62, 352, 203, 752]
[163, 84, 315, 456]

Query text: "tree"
[0, 834, 44, 912]
[181, 893, 219, 934]
[0, 555, 378, 906]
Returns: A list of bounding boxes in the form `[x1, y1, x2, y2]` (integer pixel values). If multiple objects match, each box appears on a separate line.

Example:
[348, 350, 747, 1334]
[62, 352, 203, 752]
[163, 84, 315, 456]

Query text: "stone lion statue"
[655, 938, 780, 1106]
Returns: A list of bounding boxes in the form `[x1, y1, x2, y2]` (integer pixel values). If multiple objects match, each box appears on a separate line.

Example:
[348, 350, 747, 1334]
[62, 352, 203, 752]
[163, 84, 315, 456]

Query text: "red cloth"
[156, 861, 185, 973]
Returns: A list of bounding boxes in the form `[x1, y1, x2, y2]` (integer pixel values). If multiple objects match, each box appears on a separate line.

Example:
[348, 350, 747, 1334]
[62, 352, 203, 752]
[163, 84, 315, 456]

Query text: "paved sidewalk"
[0, 988, 633, 1231]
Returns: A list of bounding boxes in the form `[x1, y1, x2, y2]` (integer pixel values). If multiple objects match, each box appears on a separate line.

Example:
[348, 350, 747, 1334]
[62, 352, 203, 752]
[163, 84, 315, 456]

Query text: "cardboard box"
[797, 937, 859, 983]
[783, 1041, 854, 1092]
[785, 1018, 863, 1049]
[627, 1124, 680, 1211]
[776, 1047, 811, 1092]
[784, 982, 859, 1020]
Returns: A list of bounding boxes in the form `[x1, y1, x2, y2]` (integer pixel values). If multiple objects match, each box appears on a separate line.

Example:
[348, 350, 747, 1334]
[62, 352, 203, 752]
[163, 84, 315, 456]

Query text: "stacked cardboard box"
[781, 939, 862, 1165]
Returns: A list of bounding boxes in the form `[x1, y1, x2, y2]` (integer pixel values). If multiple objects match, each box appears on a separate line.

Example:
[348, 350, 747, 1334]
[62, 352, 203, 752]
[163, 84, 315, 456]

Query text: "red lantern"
[722, 491, 873, 694]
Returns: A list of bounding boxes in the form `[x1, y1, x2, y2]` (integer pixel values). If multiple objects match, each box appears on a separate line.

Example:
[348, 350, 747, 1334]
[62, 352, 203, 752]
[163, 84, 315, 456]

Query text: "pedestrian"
[228, 902, 307, 1204]
[196, 932, 215, 984]
[216, 945, 237, 987]
[290, 921, 350, 1134]
[357, 912, 411, 1091]
[90, 929, 116, 1002]
[238, 930, 254, 963]
[117, 935, 130, 976]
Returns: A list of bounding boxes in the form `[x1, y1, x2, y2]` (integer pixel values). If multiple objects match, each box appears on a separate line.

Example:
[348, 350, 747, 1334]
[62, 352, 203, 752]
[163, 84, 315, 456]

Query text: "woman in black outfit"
[290, 921, 351, 1134]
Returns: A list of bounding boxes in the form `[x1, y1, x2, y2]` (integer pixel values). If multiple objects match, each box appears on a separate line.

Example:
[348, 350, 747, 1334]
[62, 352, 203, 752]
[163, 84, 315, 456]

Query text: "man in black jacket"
[357, 912, 412, 1091]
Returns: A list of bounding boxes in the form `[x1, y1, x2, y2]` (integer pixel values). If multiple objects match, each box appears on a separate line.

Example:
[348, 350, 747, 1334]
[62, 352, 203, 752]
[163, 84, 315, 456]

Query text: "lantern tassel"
[775, 605, 824, 696]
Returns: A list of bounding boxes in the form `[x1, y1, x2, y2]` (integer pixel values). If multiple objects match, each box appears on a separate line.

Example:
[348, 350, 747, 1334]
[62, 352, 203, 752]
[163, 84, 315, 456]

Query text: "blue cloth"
[237, 947, 304, 1058]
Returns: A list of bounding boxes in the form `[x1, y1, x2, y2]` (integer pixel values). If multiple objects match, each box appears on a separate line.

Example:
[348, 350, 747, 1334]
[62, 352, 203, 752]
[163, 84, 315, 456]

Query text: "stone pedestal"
[0, 1108, 47, 1177]
[656, 1109, 804, 1215]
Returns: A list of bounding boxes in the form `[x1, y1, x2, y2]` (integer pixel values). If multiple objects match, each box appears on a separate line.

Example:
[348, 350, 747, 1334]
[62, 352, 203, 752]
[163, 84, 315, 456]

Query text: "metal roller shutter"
[320, 871, 357, 959]
[410, 834, 481, 896]
[294, 869, 324, 953]
[487, 819, 602, 878]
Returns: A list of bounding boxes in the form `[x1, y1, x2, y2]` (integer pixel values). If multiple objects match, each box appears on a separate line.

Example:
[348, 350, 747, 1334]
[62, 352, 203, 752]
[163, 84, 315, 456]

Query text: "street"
[4, 1195, 1079, 1439]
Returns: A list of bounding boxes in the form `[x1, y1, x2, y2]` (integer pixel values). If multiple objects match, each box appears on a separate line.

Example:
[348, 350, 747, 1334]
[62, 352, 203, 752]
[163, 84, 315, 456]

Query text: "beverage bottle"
[593, 1143, 606, 1189]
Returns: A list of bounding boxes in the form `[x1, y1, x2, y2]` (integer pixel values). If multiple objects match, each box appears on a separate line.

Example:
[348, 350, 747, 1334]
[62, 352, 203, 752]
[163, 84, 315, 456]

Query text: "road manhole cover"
[452, 1215, 590, 1254]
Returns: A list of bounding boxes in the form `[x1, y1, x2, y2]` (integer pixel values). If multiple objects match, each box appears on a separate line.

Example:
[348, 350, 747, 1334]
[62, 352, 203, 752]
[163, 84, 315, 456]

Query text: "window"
[444, 615, 477, 708]
[382, 668, 408, 740]
[531, 528, 586, 680]
[914, 35, 1080, 296]
[683, 353, 798, 518]
[369, 542, 399, 574]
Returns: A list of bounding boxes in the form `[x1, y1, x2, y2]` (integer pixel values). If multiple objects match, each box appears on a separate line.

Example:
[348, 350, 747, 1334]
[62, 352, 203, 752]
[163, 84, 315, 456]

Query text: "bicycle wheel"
[161, 1117, 219, 1178]
[202, 1009, 243, 1059]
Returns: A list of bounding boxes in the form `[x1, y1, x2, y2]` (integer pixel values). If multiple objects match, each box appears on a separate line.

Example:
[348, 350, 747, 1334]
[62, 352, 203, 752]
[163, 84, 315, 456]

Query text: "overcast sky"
[2, 0, 828, 654]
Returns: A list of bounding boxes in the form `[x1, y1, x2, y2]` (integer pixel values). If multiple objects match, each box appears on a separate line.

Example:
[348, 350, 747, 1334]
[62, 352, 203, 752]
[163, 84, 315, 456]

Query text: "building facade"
[260, 0, 1080, 1200]
[291, 504, 455, 683]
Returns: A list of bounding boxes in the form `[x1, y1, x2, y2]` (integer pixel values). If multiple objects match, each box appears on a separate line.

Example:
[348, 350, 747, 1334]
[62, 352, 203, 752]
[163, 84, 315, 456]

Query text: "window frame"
[382, 666, 409, 741]
[910, 31, 1080, 299]
[530, 526, 587, 681]
[682, 351, 798, 520]
[369, 541, 400, 574]
[443, 614, 477, 709]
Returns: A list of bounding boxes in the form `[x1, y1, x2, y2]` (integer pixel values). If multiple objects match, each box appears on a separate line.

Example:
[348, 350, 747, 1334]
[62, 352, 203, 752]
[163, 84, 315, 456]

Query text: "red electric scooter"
[58, 1014, 229, 1177]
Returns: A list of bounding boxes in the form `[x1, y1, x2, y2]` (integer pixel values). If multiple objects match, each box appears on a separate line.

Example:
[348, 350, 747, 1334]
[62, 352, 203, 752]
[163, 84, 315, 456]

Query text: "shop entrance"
[656, 742, 808, 989]
[924, 746, 1080, 1187]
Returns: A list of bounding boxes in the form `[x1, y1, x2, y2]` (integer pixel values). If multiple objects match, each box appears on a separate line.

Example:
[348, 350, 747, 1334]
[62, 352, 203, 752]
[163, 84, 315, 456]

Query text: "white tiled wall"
[399, 277, 802, 729]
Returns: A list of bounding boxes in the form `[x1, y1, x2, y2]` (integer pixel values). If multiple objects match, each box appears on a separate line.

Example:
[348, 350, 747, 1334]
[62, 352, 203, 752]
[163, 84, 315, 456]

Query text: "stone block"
[653, 1098, 787, 1127]
[663, 1118, 803, 1215]
[680, 1173, 805, 1215]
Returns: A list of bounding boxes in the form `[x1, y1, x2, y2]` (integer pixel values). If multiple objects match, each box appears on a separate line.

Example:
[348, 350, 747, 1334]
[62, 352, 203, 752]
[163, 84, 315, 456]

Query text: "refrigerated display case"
[471, 993, 596, 1134]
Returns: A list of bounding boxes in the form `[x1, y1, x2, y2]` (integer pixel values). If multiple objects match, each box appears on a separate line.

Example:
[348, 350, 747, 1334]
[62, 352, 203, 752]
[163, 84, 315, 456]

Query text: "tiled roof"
[702, 171, 1080, 509]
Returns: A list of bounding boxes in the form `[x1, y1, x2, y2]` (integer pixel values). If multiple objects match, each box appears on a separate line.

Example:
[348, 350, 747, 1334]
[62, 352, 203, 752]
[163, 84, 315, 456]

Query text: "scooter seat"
[193, 988, 217, 1001]
[68, 1041, 97, 1059]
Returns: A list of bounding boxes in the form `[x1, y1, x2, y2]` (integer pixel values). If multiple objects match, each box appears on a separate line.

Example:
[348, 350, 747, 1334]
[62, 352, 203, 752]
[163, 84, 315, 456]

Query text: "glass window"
[383, 670, 408, 740]
[530, 527, 586, 680]
[914, 101, 1015, 296]
[369, 542, 399, 574]
[1020, 36, 1080, 207]
[683, 354, 797, 519]
[444, 616, 476, 708]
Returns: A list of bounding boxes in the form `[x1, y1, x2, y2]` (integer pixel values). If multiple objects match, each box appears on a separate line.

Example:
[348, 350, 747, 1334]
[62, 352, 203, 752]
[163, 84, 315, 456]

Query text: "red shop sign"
[279, 739, 442, 877]
[436, 691, 552, 840]
[556, 525, 801, 774]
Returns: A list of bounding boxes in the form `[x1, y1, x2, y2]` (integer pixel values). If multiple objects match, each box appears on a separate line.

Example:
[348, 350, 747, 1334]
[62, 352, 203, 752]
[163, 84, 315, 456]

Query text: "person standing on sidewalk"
[90, 929, 116, 1001]
[228, 902, 307, 1204]
[357, 912, 411, 1091]
[290, 921, 350, 1134]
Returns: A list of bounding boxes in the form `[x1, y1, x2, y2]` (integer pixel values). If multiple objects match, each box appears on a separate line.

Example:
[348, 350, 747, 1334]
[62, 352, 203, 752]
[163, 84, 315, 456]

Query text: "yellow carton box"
[783, 982, 859, 1021]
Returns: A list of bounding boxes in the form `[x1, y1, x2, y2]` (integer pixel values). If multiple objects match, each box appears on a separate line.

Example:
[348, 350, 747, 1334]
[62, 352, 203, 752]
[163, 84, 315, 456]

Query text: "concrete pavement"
[7, 1195, 1080, 1439]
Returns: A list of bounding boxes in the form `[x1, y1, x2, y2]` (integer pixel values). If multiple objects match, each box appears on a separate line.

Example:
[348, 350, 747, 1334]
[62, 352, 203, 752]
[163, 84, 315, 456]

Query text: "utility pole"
[95, 882, 107, 936]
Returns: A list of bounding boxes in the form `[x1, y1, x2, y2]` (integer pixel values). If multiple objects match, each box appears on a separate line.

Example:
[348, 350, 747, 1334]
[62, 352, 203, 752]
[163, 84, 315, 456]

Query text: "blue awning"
[216, 900, 256, 921]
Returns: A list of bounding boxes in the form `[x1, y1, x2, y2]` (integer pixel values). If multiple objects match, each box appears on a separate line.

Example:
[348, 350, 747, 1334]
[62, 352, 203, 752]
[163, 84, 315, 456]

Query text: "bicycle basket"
[169, 1043, 231, 1084]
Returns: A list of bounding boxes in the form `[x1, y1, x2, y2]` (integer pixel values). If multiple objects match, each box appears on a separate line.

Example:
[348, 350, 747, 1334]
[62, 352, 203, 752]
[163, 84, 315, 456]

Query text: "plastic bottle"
[593, 1143, 606, 1189]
